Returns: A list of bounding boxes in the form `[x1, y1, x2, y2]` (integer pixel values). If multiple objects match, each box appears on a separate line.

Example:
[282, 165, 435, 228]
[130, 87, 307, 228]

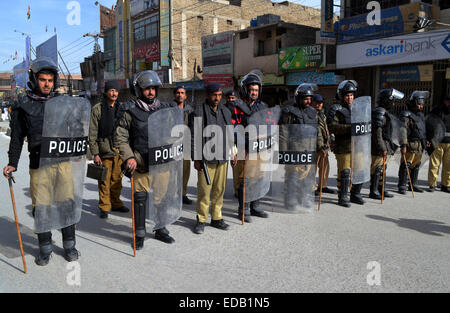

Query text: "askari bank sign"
[337, 30, 450, 69]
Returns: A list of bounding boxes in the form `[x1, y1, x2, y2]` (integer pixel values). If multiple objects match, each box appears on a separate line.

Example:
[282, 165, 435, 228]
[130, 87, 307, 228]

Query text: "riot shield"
[426, 113, 446, 154]
[351, 96, 371, 184]
[35, 96, 91, 234]
[147, 107, 184, 230]
[244, 106, 281, 203]
[273, 124, 317, 213]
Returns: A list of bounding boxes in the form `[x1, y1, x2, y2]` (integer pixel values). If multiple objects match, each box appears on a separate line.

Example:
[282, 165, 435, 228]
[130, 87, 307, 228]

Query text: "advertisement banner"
[322, 0, 334, 32]
[160, 0, 170, 67]
[286, 72, 335, 86]
[279, 45, 324, 71]
[202, 74, 233, 88]
[13, 61, 29, 89]
[134, 41, 160, 62]
[25, 36, 31, 68]
[335, 2, 437, 44]
[380, 64, 433, 88]
[202, 31, 234, 75]
[36, 35, 58, 65]
[337, 30, 450, 69]
[130, 0, 159, 17]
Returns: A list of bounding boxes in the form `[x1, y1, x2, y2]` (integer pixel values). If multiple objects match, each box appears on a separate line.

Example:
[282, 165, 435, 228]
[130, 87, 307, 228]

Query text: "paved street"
[0, 126, 449, 293]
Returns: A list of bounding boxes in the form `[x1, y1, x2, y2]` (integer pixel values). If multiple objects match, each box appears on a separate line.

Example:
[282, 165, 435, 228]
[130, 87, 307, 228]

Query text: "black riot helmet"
[132, 70, 162, 102]
[27, 56, 59, 92]
[240, 70, 263, 101]
[377, 88, 404, 110]
[295, 83, 318, 107]
[407, 90, 430, 110]
[337, 80, 358, 101]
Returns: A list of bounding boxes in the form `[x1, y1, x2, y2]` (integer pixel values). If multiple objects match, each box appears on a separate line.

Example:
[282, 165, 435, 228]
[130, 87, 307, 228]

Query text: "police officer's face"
[175, 88, 187, 104]
[417, 101, 424, 111]
[302, 96, 312, 107]
[312, 101, 323, 111]
[249, 85, 259, 101]
[37, 73, 54, 96]
[227, 95, 237, 103]
[142, 86, 157, 99]
[105, 89, 119, 102]
[208, 91, 222, 106]
[344, 93, 354, 105]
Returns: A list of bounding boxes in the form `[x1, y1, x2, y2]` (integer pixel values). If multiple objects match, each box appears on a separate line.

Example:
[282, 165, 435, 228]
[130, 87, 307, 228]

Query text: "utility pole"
[83, 33, 103, 54]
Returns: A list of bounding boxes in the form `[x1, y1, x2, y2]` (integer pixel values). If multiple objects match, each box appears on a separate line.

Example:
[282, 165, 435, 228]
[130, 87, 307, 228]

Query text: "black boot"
[62, 224, 79, 262]
[398, 162, 408, 194]
[338, 170, 351, 208]
[155, 227, 175, 244]
[409, 164, 424, 193]
[133, 192, 147, 250]
[350, 184, 365, 205]
[35, 232, 52, 266]
[250, 199, 268, 218]
[369, 167, 382, 200]
[237, 185, 251, 223]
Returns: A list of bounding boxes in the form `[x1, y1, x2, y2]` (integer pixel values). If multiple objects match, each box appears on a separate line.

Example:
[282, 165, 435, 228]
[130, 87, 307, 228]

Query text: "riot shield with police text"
[35, 96, 91, 233]
[147, 107, 184, 230]
[243, 106, 281, 203]
[351, 96, 371, 184]
[273, 124, 317, 213]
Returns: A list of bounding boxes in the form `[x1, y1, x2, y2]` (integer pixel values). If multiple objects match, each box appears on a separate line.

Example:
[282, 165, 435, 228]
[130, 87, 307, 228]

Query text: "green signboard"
[279, 45, 324, 70]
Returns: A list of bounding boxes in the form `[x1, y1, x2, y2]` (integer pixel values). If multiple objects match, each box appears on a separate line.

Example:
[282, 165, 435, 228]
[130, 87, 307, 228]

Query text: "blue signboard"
[286, 72, 335, 86]
[176, 81, 205, 91]
[335, 6, 405, 44]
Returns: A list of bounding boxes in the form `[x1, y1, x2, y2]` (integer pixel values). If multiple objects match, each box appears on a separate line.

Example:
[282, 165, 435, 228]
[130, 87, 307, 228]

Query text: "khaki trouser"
[30, 162, 74, 207]
[183, 159, 191, 196]
[197, 162, 228, 223]
[98, 154, 124, 212]
[404, 152, 422, 169]
[335, 153, 351, 190]
[428, 143, 450, 187]
[133, 170, 170, 206]
[316, 151, 330, 188]
[371, 155, 391, 175]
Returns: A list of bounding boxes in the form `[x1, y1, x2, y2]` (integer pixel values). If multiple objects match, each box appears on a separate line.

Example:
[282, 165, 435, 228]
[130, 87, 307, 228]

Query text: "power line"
[59, 36, 85, 52]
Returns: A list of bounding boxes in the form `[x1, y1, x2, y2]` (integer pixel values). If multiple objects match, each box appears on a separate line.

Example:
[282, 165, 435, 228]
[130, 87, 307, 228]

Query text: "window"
[240, 31, 249, 39]
[134, 15, 159, 43]
[266, 31, 272, 39]
[227, 20, 233, 25]
[257, 40, 265, 56]
[197, 16, 204, 21]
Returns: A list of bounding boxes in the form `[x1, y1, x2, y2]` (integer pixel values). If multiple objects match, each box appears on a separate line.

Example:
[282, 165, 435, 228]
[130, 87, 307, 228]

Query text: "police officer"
[172, 86, 194, 205]
[327, 80, 365, 207]
[190, 83, 235, 234]
[398, 91, 430, 194]
[89, 80, 129, 218]
[3, 57, 80, 265]
[115, 70, 176, 248]
[312, 94, 336, 196]
[232, 71, 269, 222]
[427, 94, 450, 193]
[369, 89, 404, 200]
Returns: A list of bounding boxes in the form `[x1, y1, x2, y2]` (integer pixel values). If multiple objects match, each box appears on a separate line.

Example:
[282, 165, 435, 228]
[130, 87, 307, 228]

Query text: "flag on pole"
[27, 5, 30, 19]
[54, 27, 56, 33]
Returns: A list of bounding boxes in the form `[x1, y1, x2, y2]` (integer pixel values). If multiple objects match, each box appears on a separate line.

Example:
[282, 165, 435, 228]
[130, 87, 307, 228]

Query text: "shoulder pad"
[372, 107, 386, 127]
[326, 104, 341, 122]
[184, 104, 194, 114]
[235, 99, 251, 115]
[305, 106, 318, 120]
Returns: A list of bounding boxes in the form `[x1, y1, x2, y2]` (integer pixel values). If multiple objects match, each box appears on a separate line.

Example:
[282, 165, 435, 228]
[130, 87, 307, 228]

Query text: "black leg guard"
[378, 164, 393, 198]
[369, 167, 382, 200]
[409, 163, 423, 193]
[134, 192, 147, 250]
[250, 199, 268, 218]
[398, 162, 408, 194]
[61, 224, 79, 262]
[237, 185, 251, 223]
[36, 232, 52, 266]
[351, 183, 365, 205]
[338, 170, 351, 208]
